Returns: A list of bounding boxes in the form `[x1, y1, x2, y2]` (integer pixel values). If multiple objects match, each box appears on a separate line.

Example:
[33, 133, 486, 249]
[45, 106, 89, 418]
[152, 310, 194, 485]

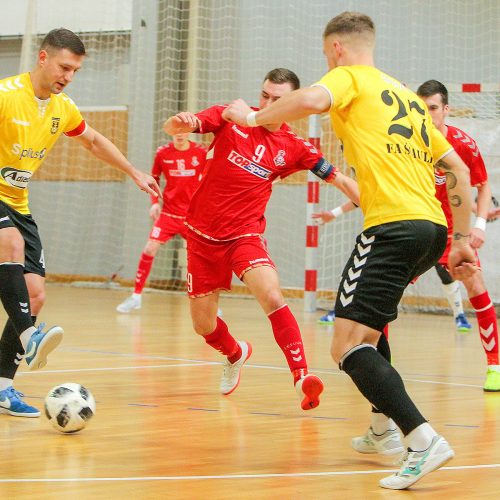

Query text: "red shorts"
[186, 232, 275, 297]
[149, 213, 188, 243]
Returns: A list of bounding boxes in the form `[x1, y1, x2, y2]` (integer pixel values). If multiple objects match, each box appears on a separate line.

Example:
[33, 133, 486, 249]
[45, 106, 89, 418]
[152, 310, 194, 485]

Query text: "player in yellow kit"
[0, 28, 160, 417]
[223, 11, 477, 490]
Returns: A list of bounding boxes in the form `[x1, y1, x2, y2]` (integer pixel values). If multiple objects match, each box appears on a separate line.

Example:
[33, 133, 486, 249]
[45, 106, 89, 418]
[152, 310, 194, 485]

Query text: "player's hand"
[469, 227, 485, 249]
[448, 241, 478, 280]
[487, 206, 500, 222]
[149, 203, 161, 221]
[312, 211, 335, 225]
[222, 99, 253, 126]
[169, 112, 201, 133]
[132, 170, 162, 199]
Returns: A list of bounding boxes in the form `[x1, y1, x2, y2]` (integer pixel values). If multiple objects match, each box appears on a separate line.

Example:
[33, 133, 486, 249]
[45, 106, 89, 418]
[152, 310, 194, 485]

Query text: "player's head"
[259, 68, 300, 110]
[417, 80, 449, 130]
[36, 28, 86, 95]
[322, 12, 375, 70]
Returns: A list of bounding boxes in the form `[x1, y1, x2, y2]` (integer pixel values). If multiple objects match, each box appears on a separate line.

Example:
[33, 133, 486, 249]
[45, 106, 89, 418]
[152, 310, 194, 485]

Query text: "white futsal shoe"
[220, 341, 252, 395]
[380, 435, 454, 490]
[116, 294, 142, 313]
[351, 426, 404, 455]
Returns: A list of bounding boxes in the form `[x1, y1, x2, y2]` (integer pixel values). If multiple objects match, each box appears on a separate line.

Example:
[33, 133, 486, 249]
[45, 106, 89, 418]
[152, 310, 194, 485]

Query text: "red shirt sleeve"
[195, 105, 227, 134]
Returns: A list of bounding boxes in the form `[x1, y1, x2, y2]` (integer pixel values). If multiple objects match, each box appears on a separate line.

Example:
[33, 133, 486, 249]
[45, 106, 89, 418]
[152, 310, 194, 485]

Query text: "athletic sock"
[0, 377, 13, 391]
[134, 253, 154, 294]
[442, 281, 464, 317]
[371, 413, 397, 435]
[371, 331, 391, 415]
[268, 304, 307, 375]
[0, 319, 25, 378]
[203, 317, 240, 361]
[405, 422, 437, 451]
[470, 291, 499, 365]
[341, 344, 426, 436]
[0, 263, 35, 337]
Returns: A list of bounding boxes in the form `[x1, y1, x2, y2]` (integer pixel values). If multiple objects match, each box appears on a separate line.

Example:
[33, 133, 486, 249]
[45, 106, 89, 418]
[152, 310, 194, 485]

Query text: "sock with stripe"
[470, 291, 499, 365]
[268, 305, 307, 381]
[134, 253, 155, 294]
[203, 317, 241, 362]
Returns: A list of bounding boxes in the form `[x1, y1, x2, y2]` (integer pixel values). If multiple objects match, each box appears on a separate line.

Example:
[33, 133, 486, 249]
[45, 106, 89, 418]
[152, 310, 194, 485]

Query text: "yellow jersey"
[0, 72, 86, 214]
[314, 66, 451, 230]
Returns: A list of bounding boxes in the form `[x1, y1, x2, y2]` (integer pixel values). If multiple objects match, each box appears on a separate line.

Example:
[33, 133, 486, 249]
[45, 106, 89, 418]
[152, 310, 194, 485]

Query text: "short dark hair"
[40, 28, 86, 56]
[323, 11, 375, 39]
[264, 68, 300, 91]
[416, 80, 449, 106]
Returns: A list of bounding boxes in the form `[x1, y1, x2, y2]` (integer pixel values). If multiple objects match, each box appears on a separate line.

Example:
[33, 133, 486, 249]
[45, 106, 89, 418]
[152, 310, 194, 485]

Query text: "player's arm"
[470, 181, 491, 249]
[312, 200, 357, 225]
[73, 125, 161, 198]
[149, 151, 163, 220]
[222, 87, 331, 127]
[435, 149, 476, 278]
[163, 112, 201, 135]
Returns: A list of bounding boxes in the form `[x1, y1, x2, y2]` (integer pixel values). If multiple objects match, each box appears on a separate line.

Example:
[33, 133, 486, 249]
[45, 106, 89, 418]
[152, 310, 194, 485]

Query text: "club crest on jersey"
[50, 117, 60, 134]
[1, 167, 33, 189]
[227, 150, 271, 180]
[274, 150, 286, 167]
[192, 156, 199, 167]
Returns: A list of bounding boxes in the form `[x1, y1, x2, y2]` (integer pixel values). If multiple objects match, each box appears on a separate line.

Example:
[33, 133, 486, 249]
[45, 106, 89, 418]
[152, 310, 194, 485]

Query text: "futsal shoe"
[455, 313, 472, 333]
[380, 435, 454, 490]
[220, 341, 252, 395]
[116, 294, 142, 313]
[318, 309, 335, 324]
[484, 368, 500, 392]
[294, 371, 324, 410]
[351, 427, 404, 455]
[0, 387, 40, 417]
[25, 323, 64, 371]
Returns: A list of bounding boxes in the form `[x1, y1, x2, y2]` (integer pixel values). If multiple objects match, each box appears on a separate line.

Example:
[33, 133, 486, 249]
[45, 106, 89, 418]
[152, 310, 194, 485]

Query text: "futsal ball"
[44, 383, 96, 433]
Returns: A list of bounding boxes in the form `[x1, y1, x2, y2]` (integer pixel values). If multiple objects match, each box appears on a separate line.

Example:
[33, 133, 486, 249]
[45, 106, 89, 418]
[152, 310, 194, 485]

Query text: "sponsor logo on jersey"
[1, 167, 33, 189]
[232, 124, 249, 139]
[273, 150, 286, 167]
[50, 117, 60, 134]
[435, 172, 446, 185]
[12, 117, 30, 126]
[228, 150, 271, 180]
[192, 156, 200, 167]
[170, 169, 196, 177]
[11, 143, 46, 161]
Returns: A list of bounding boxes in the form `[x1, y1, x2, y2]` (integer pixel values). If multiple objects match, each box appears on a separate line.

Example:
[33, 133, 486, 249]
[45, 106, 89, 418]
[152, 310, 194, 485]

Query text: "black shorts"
[334, 220, 447, 332]
[0, 200, 45, 277]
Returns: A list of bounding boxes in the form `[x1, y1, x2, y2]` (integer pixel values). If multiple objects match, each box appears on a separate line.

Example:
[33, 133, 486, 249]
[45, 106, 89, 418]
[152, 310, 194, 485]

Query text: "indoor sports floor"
[1, 284, 499, 499]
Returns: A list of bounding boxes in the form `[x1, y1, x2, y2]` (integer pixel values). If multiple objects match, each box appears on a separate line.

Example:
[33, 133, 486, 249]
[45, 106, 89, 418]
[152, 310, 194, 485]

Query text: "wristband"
[330, 206, 344, 218]
[474, 216, 487, 231]
[246, 111, 258, 127]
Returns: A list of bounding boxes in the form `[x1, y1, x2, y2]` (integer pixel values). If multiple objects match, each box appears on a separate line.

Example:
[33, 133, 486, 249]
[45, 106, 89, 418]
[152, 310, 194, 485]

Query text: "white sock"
[371, 413, 396, 435]
[0, 377, 13, 391]
[406, 423, 437, 451]
[442, 281, 464, 318]
[132, 293, 142, 300]
[19, 326, 37, 350]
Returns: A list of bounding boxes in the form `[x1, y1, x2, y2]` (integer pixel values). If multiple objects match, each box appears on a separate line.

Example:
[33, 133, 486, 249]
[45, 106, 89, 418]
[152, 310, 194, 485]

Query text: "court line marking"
[0, 463, 499, 483]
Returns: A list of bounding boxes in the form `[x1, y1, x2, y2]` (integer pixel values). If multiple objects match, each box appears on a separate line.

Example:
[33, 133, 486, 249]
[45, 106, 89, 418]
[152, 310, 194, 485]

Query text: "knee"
[263, 289, 285, 312]
[144, 240, 159, 257]
[191, 313, 217, 336]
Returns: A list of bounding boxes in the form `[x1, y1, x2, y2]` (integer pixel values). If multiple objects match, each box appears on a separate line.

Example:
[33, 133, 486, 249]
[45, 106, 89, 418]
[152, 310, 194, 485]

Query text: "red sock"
[470, 291, 499, 365]
[203, 317, 241, 361]
[134, 253, 154, 294]
[268, 305, 307, 380]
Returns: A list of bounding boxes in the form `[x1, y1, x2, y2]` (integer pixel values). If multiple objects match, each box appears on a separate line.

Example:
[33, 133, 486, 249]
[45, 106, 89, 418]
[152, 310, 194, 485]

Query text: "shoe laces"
[2, 387, 24, 401]
[34, 322, 46, 334]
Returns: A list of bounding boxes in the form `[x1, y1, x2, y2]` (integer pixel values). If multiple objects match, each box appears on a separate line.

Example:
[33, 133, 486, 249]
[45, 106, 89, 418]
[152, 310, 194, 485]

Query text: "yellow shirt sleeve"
[314, 67, 358, 111]
[61, 95, 85, 134]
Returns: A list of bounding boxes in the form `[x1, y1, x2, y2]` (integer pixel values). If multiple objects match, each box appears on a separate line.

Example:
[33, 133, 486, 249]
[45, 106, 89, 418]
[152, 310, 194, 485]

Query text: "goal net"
[7, 0, 498, 308]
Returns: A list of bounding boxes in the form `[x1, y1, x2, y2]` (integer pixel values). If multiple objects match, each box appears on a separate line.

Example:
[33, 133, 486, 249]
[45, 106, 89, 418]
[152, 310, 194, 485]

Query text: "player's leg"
[235, 237, 323, 410]
[187, 234, 251, 395]
[462, 270, 500, 391]
[333, 221, 453, 489]
[434, 263, 471, 332]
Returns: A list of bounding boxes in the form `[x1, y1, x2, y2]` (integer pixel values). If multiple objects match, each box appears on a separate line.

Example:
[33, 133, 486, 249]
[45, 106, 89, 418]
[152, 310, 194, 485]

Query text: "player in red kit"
[116, 133, 206, 313]
[164, 68, 360, 410]
[417, 80, 500, 391]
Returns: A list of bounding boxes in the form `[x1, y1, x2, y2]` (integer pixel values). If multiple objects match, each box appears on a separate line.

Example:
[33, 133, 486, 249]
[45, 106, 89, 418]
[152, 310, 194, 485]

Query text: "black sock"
[342, 345, 426, 436]
[371, 333, 391, 414]
[0, 263, 33, 335]
[0, 319, 24, 379]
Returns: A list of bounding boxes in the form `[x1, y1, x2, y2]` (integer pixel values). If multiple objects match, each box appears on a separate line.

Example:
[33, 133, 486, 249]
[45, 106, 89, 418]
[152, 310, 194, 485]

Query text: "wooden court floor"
[0, 284, 499, 499]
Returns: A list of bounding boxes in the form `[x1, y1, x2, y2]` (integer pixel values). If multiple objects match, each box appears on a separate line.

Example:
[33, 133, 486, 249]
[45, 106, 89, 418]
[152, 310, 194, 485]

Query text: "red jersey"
[435, 125, 488, 234]
[150, 141, 206, 217]
[186, 105, 331, 241]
